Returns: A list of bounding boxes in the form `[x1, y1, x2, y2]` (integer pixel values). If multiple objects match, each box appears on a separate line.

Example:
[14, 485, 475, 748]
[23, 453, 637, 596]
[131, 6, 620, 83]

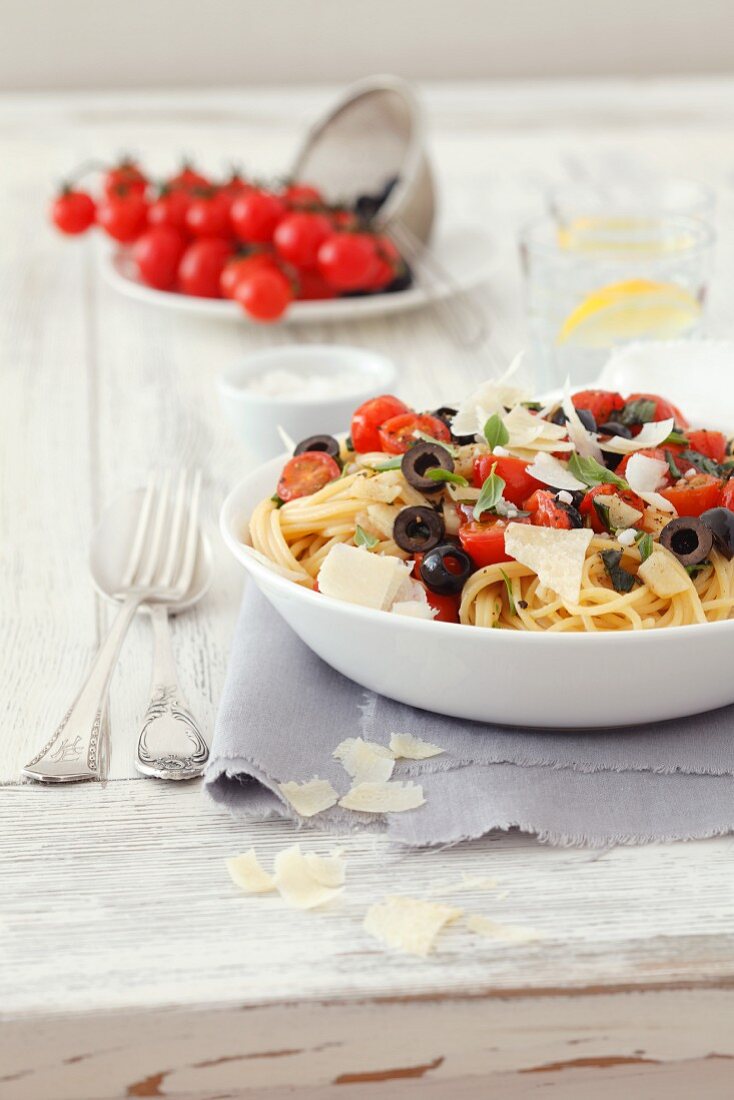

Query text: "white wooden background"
[2, 81, 734, 1099]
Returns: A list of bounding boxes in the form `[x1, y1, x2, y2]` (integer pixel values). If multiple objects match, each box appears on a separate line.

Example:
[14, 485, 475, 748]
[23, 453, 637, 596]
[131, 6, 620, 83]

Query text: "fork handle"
[22, 594, 142, 783]
[135, 604, 209, 780]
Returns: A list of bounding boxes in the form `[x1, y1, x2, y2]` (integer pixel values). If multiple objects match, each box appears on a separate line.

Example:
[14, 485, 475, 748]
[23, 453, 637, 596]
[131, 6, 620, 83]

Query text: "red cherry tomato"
[274, 212, 332, 270]
[660, 474, 722, 517]
[626, 392, 689, 427]
[330, 208, 360, 231]
[220, 251, 276, 298]
[458, 517, 530, 568]
[234, 267, 293, 322]
[185, 192, 231, 239]
[133, 226, 186, 291]
[97, 192, 149, 243]
[231, 190, 286, 244]
[282, 182, 323, 207]
[277, 451, 341, 502]
[167, 164, 211, 192]
[681, 429, 727, 464]
[578, 484, 647, 533]
[318, 233, 378, 290]
[378, 413, 451, 455]
[178, 238, 233, 297]
[295, 269, 338, 301]
[523, 489, 578, 530]
[367, 235, 401, 290]
[50, 189, 96, 235]
[350, 395, 410, 453]
[148, 188, 191, 233]
[473, 454, 543, 508]
[571, 389, 625, 424]
[102, 161, 147, 200]
[721, 480, 734, 512]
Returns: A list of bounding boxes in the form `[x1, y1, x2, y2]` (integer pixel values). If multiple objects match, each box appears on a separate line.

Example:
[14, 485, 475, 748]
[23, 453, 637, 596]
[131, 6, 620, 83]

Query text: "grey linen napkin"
[205, 586, 734, 847]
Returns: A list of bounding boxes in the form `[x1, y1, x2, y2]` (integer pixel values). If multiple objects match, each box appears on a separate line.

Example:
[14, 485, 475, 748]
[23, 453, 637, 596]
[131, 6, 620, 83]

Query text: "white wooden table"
[3, 81, 734, 1100]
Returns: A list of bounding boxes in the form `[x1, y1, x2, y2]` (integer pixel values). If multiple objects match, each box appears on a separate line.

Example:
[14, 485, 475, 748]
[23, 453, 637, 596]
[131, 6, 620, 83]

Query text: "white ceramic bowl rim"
[217, 345, 397, 405]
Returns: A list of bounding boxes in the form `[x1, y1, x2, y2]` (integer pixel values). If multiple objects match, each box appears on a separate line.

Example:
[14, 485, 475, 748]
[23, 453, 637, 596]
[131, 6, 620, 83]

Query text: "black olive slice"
[700, 507, 734, 561]
[659, 516, 713, 567]
[393, 506, 445, 553]
[551, 407, 597, 433]
[401, 440, 455, 493]
[293, 434, 340, 460]
[599, 420, 632, 439]
[419, 543, 473, 595]
[430, 406, 475, 446]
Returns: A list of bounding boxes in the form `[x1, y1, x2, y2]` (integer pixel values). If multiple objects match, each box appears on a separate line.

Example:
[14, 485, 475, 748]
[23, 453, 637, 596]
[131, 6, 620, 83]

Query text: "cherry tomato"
[350, 395, 409, 453]
[721, 480, 734, 512]
[660, 474, 723, 517]
[295, 269, 338, 300]
[367, 235, 402, 290]
[185, 192, 231, 239]
[682, 429, 727, 464]
[167, 164, 211, 192]
[523, 489, 579, 529]
[282, 182, 323, 206]
[458, 517, 530, 568]
[133, 226, 186, 291]
[330, 208, 360, 231]
[571, 389, 625, 424]
[97, 192, 148, 243]
[274, 212, 332, 270]
[378, 413, 451, 455]
[102, 160, 147, 200]
[411, 566, 460, 622]
[220, 251, 276, 298]
[234, 267, 293, 322]
[579, 484, 647, 533]
[318, 233, 378, 290]
[231, 190, 286, 244]
[148, 188, 191, 233]
[626, 392, 689, 427]
[50, 189, 95, 235]
[177, 238, 233, 297]
[277, 451, 340, 502]
[473, 454, 543, 508]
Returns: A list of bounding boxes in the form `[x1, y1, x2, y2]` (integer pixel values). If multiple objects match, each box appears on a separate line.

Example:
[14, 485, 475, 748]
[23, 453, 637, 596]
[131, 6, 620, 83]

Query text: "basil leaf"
[664, 448, 682, 481]
[686, 559, 711, 579]
[635, 531, 654, 562]
[665, 430, 689, 446]
[500, 569, 516, 616]
[354, 524, 379, 550]
[592, 498, 611, 533]
[374, 456, 402, 471]
[621, 398, 656, 426]
[601, 548, 637, 593]
[473, 464, 506, 520]
[521, 401, 543, 412]
[483, 413, 510, 450]
[568, 452, 629, 490]
[414, 432, 459, 456]
[423, 468, 469, 486]
[678, 449, 724, 477]
[271, 493, 285, 508]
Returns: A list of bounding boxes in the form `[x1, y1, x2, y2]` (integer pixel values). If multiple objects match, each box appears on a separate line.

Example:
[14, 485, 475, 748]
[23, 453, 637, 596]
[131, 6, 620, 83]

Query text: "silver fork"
[23, 470, 203, 784]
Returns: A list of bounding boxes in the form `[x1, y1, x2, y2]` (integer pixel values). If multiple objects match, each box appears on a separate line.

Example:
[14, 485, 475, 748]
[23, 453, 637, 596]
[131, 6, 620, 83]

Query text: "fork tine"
[119, 473, 157, 591]
[156, 468, 189, 589]
[135, 470, 172, 587]
[172, 468, 202, 599]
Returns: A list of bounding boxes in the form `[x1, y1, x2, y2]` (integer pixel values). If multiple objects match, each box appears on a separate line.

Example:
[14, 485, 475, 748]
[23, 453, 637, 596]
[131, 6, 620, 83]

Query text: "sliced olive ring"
[294, 434, 340, 460]
[551, 407, 597, 433]
[393, 506, 445, 554]
[659, 516, 713, 567]
[700, 507, 734, 561]
[419, 543, 473, 596]
[401, 440, 455, 493]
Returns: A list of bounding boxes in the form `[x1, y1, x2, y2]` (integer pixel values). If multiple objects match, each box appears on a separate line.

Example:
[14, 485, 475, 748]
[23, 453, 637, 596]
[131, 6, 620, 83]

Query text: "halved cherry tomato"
[350, 395, 410, 453]
[524, 489, 579, 529]
[378, 413, 451, 455]
[473, 454, 543, 508]
[572, 389, 625, 424]
[458, 516, 530, 567]
[626, 392, 689, 427]
[277, 451, 341, 502]
[411, 560, 461, 622]
[660, 474, 722, 517]
[675, 429, 727, 464]
[721, 480, 734, 512]
[579, 484, 647, 533]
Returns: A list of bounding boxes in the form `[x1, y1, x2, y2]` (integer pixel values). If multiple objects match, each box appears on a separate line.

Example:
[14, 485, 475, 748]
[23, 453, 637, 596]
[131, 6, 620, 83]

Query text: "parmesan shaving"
[364, 896, 463, 956]
[339, 780, 425, 813]
[624, 452, 676, 512]
[502, 405, 568, 448]
[392, 600, 436, 619]
[525, 451, 586, 491]
[303, 850, 346, 888]
[504, 524, 594, 605]
[563, 381, 603, 460]
[278, 777, 339, 817]
[273, 844, 344, 910]
[333, 737, 395, 784]
[638, 548, 692, 597]
[226, 849, 276, 894]
[466, 914, 542, 943]
[450, 353, 529, 437]
[389, 732, 444, 760]
[601, 417, 676, 454]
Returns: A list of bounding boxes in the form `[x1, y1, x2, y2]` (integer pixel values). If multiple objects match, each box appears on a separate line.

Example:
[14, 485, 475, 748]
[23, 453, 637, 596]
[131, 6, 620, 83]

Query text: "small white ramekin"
[217, 344, 398, 458]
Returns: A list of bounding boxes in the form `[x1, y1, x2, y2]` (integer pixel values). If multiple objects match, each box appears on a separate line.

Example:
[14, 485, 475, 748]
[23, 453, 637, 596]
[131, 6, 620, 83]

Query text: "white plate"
[100, 222, 494, 324]
[219, 343, 734, 729]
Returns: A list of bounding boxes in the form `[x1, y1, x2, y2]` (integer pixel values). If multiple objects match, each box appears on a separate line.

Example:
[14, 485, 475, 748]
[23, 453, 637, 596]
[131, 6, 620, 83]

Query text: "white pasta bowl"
[221, 453, 734, 730]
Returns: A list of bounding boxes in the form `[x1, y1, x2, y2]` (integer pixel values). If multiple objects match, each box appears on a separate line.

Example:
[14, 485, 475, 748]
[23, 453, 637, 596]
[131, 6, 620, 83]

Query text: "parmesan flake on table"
[600, 417, 676, 455]
[273, 844, 344, 910]
[389, 732, 444, 760]
[524, 451, 586, 492]
[333, 737, 395, 784]
[278, 777, 339, 817]
[466, 913, 542, 943]
[302, 849, 347, 888]
[226, 849, 276, 894]
[504, 524, 594, 605]
[364, 896, 463, 956]
[339, 780, 425, 813]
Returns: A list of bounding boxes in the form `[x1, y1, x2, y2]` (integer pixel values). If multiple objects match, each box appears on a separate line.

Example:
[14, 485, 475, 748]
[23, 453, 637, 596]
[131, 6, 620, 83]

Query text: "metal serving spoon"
[89, 483, 213, 780]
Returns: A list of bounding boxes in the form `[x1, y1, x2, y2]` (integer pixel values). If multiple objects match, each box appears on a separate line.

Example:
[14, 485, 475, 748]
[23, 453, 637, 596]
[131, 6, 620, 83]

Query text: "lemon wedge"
[558, 279, 701, 347]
